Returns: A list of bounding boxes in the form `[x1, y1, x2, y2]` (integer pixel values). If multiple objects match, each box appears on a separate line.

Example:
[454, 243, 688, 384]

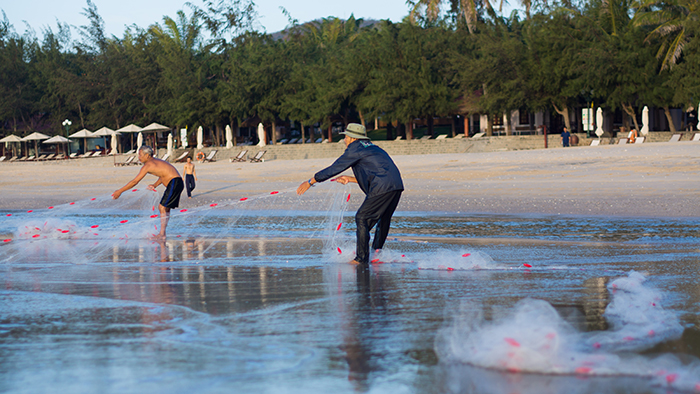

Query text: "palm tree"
[634, 0, 699, 71]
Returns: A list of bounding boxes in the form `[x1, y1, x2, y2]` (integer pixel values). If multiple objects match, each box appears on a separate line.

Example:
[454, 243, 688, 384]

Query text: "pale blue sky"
[2, 0, 414, 38]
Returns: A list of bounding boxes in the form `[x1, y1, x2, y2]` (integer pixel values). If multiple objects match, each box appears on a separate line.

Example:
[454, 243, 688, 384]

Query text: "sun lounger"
[54, 153, 65, 160]
[8, 156, 18, 162]
[230, 150, 248, 162]
[160, 152, 170, 161]
[590, 139, 601, 146]
[420, 135, 431, 140]
[471, 132, 485, 139]
[35, 154, 48, 161]
[692, 133, 700, 141]
[634, 136, 645, 144]
[125, 149, 135, 154]
[394, 136, 403, 141]
[617, 138, 628, 144]
[115, 156, 135, 166]
[41, 154, 56, 161]
[669, 133, 683, 142]
[250, 150, 266, 163]
[69, 152, 78, 158]
[203, 150, 217, 162]
[278, 139, 288, 144]
[173, 151, 189, 162]
[0, 156, 5, 162]
[315, 138, 323, 143]
[436, 134, 448, 139]
[453, 134, 465, 139]
[24, 155, 36, 161]
[288, 138, 298, 144]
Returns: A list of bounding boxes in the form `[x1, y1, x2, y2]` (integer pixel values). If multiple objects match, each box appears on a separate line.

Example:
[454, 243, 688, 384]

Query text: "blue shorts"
[160, 177, 184, 209]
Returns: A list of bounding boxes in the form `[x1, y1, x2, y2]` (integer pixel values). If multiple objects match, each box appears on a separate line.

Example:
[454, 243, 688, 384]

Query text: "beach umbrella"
[641, 106, 650, 136]
[142, 123, 170, 151]
[197, 126, 203, 149]
[43, 135, 70, 155]
[111, 132, 119, 154]
[180, 128, 188, 148]
[0, 134, 22, 157]
[226, 125, 233, 148]
[137, 132, 143, 150]
[21, 132, 50, 156]
[92, 127, 117, 152]
[257, 123, 266, 146]
[167, 133, 173, 158]
[116, 124, 142, 152]
[69, 128, 95, 154]
[595, 108, 604, 138]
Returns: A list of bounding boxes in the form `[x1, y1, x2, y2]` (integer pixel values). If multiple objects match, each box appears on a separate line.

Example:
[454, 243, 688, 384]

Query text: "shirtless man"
[112, 146, 184, 239]
[183, 157, 197, 198]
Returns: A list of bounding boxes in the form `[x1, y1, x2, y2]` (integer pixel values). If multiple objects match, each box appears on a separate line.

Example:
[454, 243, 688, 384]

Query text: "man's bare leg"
[154, 205, 170, 239]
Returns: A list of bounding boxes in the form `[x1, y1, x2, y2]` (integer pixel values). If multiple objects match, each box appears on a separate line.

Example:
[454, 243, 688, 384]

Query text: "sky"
[1, 0, 414, 38]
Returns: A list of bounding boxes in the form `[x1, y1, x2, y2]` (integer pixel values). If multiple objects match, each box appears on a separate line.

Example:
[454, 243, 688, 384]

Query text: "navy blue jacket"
[314, 140, 404, 197]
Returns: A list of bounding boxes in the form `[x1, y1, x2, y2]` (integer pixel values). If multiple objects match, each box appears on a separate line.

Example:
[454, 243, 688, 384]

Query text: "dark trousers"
[185, 174, 196, 197]
[354, 190, 402, 264]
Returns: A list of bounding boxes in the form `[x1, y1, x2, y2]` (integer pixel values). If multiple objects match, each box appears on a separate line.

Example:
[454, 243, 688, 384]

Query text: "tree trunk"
[359, 110, 365, 130]
[407, 122, 414, 140]
[328, 124, 332, 143]
[301, 122, 306, 144]
[386, 121, 393, 140]
[663, 106, 677, 133]
[552, 102, 571, 131]
[451, 116, 456, 137]
[486, 115, 493, 136]
[621, 103, 640, 133]
[427, 116, 434, 137]
[375, 117, 378, 130]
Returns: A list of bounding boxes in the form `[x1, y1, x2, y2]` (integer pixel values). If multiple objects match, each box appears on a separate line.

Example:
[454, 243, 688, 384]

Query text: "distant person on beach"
[561, 127, 571, 147]
[297, 123, 404, 267]
[112, 146, 183, 239]
[183, 157, 197, 198]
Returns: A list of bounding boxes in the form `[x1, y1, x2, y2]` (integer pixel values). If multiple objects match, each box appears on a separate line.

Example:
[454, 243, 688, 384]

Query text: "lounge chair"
[92, 151, 103, 157]
[25, 155, 36, 161]
[394, 136, 403, 141]
[115, 156, 135, 166]
[315, 138, 323, 143]
[0, 156, 5, 162]
[436, 134, 448, 139]
[125, 149, 135, 154]
[230, 150, 248, 162]
[471, 132, 485, 139]
[288, 138, 298, 144]
[692, 133, 700, 141]
[250, 150, 266, 163]
[160, 152, 170, 162]
[278, 139, 289, 144]
[41, 154, 56, 161]
[173, 151, 189, 162]
[55, 153, 65, 160]
[617, 138, 628, 144]
[8, 156, 18, 162]
[669, 133, 683, 142]
[634, 136, 645, 144]
[203, 150, 217, 162]
[453, 134, 465, 139]
[36, 154, 48, 161]
[69, 152, 78, 158]
[420, 135, 431, 140]
[590, 139, 601, 146]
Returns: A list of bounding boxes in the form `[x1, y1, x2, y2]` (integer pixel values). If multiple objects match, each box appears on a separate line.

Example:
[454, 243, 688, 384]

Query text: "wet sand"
[2, 141, 699, 217]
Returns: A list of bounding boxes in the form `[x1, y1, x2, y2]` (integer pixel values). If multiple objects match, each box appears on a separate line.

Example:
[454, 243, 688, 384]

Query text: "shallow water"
[1, 200, 700, 393]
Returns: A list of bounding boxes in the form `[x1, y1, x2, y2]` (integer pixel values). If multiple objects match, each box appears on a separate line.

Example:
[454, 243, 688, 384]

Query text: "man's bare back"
[112, 149, 181, 199]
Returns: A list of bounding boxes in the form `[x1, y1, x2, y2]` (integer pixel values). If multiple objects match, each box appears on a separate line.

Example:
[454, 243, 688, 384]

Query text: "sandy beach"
[2, 141, 699, 217]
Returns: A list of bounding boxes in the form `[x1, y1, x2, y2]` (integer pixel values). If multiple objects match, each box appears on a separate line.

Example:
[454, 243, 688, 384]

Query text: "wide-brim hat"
[341, 123, 369, 140]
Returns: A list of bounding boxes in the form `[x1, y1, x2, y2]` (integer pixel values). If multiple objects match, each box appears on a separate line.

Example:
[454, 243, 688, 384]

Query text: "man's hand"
[147, 183, 157, 191]
[335, 176, 353, 185]
[112, 190, 122, 200]
[297, 180, 312, 195]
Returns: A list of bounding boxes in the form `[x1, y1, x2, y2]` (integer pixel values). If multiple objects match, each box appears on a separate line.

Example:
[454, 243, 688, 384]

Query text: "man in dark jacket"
[297, 123, 404, 266]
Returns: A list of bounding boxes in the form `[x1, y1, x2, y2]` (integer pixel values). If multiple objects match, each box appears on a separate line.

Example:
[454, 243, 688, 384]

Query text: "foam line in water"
[435, 271, 698, 392]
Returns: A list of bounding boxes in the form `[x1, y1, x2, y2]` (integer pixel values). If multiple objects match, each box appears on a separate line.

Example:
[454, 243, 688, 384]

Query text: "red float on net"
[48, 206, 54, 209]
[210, 203, 218, 207]
[523, 263, 532, 268]
[3, 239, 11, 243]
[504, 338, 520, 347]
[180, 209, 187, 212]
[32, 234, 40, 238]
[91, 225, 99, 229]
[447, 267, 455, 271]
[336, 223, 342, 231]
[240, 198, 248, 201]
[150, 215, 158, 218]
[132, 189, 138, 192]
[27, 210, 33, 213]
[462, 253, 471, 257]
[91, 198, 96, 201]
[270, 191, 279, 195]
[5, 214, 10, 217]
[120, 220, 128, 224]
[346, 194, 351, 202]
[337, 247, 342, 254]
